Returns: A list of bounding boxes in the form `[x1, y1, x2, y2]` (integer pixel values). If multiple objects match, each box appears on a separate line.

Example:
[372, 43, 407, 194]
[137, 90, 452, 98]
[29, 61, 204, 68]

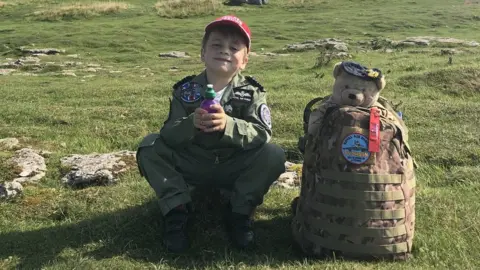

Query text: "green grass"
[1, 0, 480, 269]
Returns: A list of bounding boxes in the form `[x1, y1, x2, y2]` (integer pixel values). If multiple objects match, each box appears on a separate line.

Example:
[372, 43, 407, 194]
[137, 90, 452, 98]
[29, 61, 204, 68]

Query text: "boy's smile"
[214, 57, 231, 62]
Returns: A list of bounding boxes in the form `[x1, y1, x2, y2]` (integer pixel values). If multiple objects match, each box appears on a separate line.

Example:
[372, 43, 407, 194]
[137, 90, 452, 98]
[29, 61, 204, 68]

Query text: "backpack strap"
[376, 97, 418, 168]
[298, 96, 328, 154]
[302, 96, 326, 134]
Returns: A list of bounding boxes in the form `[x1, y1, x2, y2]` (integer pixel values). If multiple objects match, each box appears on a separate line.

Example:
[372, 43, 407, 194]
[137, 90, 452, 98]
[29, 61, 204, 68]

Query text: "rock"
[86, 68, 97, 72]
[284, 161, 295, 170]
[60, 150, 136, 187]
[273, 162, 303, 189]
[12, 72, 37, 76]
[0, 57, 41, 69]
[62, 71, 76, 77]
[19, 56, 41, 64]
[402, 38, 430, 46]
[9, 148, 47, 184]
[441, 48, 460, 55]
[67, 54, 79, 58]
[273, 171, 299, 189]
[18, 72, 38, 76]
[0, 181, 23, 200]
[326, 52, 352, 59]
[251, 52, 292, 57]
[394, 36, 479, 48]
[284, 38, 348, 52]
[395, 41, 417, 47]
[159, 51, 190, 58]
[331, 43, 348, 52]
[20, 48, 65, 55]
[0, 138, 20, 150]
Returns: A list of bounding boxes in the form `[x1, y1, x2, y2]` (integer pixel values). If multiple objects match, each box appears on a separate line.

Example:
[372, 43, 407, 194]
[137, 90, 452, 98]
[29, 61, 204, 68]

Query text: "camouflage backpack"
[291, 96, 417, 261]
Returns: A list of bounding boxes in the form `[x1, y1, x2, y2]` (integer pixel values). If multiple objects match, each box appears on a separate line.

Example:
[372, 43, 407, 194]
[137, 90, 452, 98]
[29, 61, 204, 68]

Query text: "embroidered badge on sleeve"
[259, 103, 272, 129]
[180, 82, 202, 103]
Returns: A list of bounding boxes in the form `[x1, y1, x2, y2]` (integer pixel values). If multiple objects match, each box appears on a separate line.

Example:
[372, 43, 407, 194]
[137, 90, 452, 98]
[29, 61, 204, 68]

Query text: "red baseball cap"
[204, 15, 252, 52]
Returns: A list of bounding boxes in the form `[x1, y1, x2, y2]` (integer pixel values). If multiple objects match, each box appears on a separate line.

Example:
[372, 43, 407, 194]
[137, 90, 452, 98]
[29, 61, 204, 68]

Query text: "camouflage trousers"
[136, 133, 286, 216]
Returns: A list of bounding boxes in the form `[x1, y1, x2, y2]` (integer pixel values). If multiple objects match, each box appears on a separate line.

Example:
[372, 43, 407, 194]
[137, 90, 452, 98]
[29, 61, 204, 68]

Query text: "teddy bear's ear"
[376, 75, 387, 91]
[333, 62, 343, 78]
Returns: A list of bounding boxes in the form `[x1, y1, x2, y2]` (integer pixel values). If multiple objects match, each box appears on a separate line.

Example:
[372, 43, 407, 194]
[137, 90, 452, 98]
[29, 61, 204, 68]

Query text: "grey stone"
[0, 138, 19, 150]
[61, 150, 136, 187]
[9, 148, 47, 184]
[0, 181, 23, 200]
[159, 51, 191, 58]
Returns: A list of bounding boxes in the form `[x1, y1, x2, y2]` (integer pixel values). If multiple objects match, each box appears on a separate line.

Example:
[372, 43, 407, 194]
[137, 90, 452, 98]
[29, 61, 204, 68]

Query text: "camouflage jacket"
[159, 70, 272, 157]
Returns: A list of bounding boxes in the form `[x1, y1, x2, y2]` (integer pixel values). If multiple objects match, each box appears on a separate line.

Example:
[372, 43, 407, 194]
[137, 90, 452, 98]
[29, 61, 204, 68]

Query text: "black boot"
[225, 209, 255, 249]
[162, 205, 190, 253]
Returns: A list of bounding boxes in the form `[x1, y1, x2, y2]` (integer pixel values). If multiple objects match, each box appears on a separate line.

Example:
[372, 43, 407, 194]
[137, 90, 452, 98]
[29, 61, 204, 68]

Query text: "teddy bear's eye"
[345, 85, 349, 89]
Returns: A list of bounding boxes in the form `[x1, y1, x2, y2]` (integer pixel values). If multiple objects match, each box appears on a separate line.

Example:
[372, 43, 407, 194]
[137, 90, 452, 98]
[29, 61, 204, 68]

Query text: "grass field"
[1, 0, 480, 269]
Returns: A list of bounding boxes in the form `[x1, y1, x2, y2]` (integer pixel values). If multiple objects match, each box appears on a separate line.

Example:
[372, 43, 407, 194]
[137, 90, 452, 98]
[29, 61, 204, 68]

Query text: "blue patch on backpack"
[341, 133, 371, 164]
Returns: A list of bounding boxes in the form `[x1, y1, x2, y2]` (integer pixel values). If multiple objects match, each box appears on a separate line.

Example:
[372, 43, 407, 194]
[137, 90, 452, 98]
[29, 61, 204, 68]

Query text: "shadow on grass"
[0, 195, 305, 269]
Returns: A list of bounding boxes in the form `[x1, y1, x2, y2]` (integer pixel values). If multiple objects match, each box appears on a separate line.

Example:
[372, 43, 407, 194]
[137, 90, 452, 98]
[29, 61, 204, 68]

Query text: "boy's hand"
[195, 104, 227, 132]
[193, 108, 208, 130]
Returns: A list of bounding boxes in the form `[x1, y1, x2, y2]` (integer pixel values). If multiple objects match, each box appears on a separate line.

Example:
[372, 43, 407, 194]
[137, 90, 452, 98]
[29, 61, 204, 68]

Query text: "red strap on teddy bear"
[368, 107, 381, 152]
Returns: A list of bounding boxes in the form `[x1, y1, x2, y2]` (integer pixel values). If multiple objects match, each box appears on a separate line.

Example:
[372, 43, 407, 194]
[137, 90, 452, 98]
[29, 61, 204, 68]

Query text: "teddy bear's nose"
[348, 94, 356, 100]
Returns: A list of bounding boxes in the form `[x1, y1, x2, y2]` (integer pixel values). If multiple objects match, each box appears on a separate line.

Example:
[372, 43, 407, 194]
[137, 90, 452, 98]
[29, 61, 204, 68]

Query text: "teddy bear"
[307, 61, 386, 137]
[331, 61, 386, 106]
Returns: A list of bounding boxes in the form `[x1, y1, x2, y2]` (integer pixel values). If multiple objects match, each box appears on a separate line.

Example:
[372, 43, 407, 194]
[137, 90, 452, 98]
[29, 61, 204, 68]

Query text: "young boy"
[136, 15, 285, 253]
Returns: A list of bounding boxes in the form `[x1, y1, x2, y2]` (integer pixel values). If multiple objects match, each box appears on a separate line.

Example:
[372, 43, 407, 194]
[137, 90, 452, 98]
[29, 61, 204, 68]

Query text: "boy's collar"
[193, 70, 245, 87]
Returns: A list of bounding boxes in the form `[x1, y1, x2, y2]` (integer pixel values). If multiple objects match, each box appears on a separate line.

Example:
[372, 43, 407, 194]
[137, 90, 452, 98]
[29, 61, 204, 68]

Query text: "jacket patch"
[224, 104, 233, 114]
[259, 103, 272, 129]
[232, 89, 253, 103]
[180, 82, 202, 103]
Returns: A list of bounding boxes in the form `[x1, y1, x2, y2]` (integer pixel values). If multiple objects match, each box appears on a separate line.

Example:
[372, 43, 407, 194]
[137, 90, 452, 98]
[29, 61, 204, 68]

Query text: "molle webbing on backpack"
[292, 102, 416, 260]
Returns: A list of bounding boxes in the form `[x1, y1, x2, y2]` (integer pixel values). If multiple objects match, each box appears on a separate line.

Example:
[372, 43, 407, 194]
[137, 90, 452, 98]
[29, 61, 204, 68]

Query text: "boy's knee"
[136, 133, 170, 177]
[136, 133, 157, 163]
[137, 133, 160, 149]
[261, 143, 286, 171]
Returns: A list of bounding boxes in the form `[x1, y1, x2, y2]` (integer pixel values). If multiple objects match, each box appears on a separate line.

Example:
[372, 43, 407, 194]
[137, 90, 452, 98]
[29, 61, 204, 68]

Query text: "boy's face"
[201, 30, 249, 77]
